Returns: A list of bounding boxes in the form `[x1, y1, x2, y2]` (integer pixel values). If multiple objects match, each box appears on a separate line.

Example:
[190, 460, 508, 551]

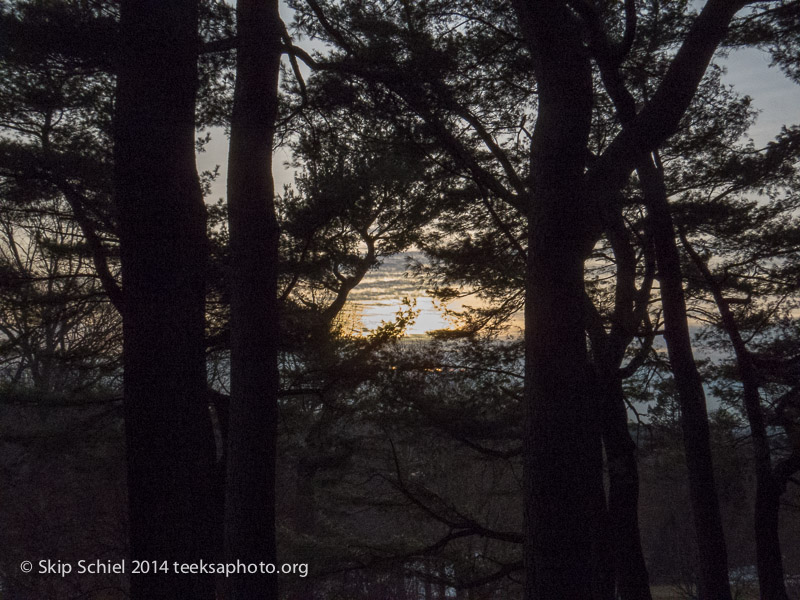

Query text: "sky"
[720, 48, 799, 145]
[196, 41, 799, 337]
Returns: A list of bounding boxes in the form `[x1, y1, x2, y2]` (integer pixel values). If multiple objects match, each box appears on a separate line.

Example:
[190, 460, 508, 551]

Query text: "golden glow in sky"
[346, 253, 452, 337]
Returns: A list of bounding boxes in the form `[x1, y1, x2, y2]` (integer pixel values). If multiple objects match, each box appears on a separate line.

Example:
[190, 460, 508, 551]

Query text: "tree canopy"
[1, 0, 799, 598]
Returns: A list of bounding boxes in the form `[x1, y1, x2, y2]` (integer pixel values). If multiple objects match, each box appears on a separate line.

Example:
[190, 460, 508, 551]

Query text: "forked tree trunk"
[591, 222, 654, 600]
[589, 19, 735, 592]
[114, 1, 216, 598]
[682, 237, 789, 600]
[641, 159, 732, 600]
[224, 0, 283, 598]
[513, 1, 606, 597]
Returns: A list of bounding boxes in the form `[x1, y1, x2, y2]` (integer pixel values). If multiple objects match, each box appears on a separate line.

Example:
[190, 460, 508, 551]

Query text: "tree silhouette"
[224, 0, 283, 598]
[114, 1, 216, 597]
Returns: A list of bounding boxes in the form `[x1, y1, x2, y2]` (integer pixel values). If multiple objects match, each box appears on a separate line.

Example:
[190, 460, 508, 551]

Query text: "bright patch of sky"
[345, 253, 452, 336]
[719, 48, 799, 145]
[196, 24, 798, 339]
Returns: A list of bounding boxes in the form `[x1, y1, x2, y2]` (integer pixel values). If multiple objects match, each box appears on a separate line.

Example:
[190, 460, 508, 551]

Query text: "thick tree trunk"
[224, 0, 283, 598]
[642, 160, 732, 600]
[523, 204, 606, 600]
[592, 495, 617, 600]
[114, 1, 216, 598]
[513, 2, 606, 598]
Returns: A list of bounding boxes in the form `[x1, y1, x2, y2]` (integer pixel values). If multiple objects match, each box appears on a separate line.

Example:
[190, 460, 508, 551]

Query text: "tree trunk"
[114, 1, 216, 598]
[601, 376, 653, 600]
[594, 213, 654, 600]
[513, 2, 606, 598]
[681, 236, 789, 600]
[588, 18, 736, 592]
[754, 482, 788, 600]
[592, 495, 617, 600]
[642, 159, 732, 600]
[224, 0, 283, 598]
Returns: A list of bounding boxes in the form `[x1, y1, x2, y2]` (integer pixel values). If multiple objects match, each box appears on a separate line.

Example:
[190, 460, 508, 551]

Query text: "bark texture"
[114, 1, 215, 598]
[513, 2, 606, 598]
[224, 0, 283, 598]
